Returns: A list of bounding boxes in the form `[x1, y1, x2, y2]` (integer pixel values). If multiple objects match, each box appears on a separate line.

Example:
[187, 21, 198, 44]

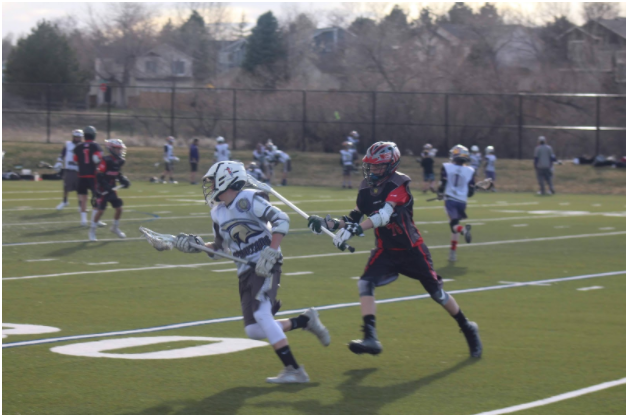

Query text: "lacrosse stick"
[246, 175, 356, 253]
[426, 194, 443, 202]
[475, 178, 493, 191]
[139, 226, 252, 265]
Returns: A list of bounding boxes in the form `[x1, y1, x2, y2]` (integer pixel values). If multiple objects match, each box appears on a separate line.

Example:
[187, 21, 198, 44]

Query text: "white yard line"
[86, 262, 119, 266]
[577, 286, 604, 291]
[4, 231, 626, 280]
[211, 268, 238, 273]
[512, 224, 528, 227]
[4, 270, 625, 349]
[469, 377, 626, 415]
[599, 227, 615, 230]
[284, 271, 314, 276]
[24, 258, 58, 262]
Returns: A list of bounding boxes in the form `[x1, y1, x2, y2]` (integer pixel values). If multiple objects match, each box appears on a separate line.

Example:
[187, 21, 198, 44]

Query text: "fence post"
[170, 80, 176, 137]
[518, 94, 523, 159]
[232, 89, 237, 150]
[46, 84, 51, 143]
[444, 94, 449, 151]
[106, 86, 111, 139]
[302, 91, 307, 151]
[595, 96, 601, 156]
[371, 91, 377, 145]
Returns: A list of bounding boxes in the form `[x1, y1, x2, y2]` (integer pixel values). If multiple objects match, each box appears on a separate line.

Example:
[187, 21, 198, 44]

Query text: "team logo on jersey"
[236, 198, 251, 213]
[224, 220, 264, 247]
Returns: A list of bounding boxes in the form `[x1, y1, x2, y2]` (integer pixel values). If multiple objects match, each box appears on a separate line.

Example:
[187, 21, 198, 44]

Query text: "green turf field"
[3, 180, 626, 415]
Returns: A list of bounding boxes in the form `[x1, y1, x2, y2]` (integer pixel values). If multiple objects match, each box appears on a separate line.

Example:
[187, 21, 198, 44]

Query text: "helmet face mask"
[105, 139, 127, 160]
[72, 129, 84, 143]
[362, 142, 401, 187]
[202, 161, 247, 205]
[449, 144, 470, 164]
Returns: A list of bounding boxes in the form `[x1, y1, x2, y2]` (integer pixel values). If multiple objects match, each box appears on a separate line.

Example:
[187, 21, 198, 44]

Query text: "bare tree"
[582, 2, 620, 21]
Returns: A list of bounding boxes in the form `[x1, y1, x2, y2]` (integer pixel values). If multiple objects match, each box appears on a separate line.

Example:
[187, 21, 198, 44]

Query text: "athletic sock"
[91, 210, 98, 221]
[90, 222, 97, 230]
[80, 212, 87, 222]
[451, 241, 458, 251]
[275, 345, 299, 369]
[453, 310, 469, 327]
[113, 220, 120, 228]
[289, 314, 310, 330]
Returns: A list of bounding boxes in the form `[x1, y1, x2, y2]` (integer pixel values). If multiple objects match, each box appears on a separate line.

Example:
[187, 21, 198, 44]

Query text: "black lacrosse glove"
[119, 175, 131, 189]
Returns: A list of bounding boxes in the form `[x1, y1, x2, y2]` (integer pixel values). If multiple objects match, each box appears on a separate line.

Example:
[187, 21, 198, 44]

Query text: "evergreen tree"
[442, 3, 475, 25]
[242, 11, 285, 73]
[5, 20, 85, 86]
[179, 11, 212, 81]
[477, 3, 502, 26]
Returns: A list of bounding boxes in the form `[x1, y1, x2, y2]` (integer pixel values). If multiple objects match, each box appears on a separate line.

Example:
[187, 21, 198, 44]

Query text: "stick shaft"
[189, 242, 252, 265]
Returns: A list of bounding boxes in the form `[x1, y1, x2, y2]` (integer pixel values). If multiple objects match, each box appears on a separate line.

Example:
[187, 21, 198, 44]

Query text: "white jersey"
[215, 143, 231, 162]
[253, 147, 266, 162]
[485, 154, 497, 172]
[210, 190, 287, 276]
[443, 163, 475, 203]
[469, 153, 482, 170]
[340, 149, 353, 166]
[248, 167, 265, 181]
[62, 141, 79, 171]
[265, 147, 278, 163]
[275, 150, 290, 164]
[163, 144, 176, 163]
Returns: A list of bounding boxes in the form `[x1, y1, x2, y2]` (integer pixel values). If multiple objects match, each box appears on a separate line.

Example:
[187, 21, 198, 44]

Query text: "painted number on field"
[2, 323, 61, 338]
[50, 336, 268, 359]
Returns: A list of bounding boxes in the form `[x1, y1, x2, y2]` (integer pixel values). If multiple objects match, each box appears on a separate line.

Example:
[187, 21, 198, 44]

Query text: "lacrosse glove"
[307, 214, 340, 234]
[332, 222, 364, 251]
[174, 233, 205, 253]
[119, 175, 131, 189]
[256, 246, 282, 278]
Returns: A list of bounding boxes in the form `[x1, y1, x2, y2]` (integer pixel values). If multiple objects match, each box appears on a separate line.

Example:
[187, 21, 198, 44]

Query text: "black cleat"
[464, 224, 472, 243]
[461, 321, 482, 358]
[348, 325, 382, 355]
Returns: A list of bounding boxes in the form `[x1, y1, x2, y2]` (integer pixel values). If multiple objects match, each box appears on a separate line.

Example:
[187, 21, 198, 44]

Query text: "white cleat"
[56, 201, 68, 210]
[88, 228, 97, 241]
[303, 308, 331, 347]
[448, 250, 457, 262]
[110, 226, 126, 239]
[266, 365, 309, 384]
[97, 221, 107, 228]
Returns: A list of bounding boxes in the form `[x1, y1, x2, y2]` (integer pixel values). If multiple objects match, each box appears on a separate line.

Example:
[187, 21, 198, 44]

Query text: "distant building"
[217, 39, 247, 73]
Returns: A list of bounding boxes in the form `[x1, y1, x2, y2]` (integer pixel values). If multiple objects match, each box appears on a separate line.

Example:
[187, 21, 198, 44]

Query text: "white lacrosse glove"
[255, 246, 282, 278]
[173, 156, 180, 162]
[53, 162, 63, 172]
[332, 223, 364, 251]
[174, 233, 205, 253]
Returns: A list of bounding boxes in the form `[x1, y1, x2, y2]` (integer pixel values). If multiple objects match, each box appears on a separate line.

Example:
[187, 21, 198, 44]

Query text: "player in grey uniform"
[484, 146, 496, 191]
[175, 161, 330, 383]
[469, 145, 482, 170]
[55, 129, 83, 210]
[160, 136, 179, 184]
[439, 145, 476, 262]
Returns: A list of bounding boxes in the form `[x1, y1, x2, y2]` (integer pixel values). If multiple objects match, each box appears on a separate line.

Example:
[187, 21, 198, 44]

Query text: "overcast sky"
[3, 2, 625, 40]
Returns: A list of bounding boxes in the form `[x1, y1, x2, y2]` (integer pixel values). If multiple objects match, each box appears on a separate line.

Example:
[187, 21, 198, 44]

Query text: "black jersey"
[420, 157, 434, 175]
[96, 155, 125, 193]
[73, 141, 103, 178]
[356, 172, 422, 250]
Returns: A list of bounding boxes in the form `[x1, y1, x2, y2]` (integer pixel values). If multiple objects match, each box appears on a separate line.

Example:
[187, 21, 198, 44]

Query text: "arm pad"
[342, 209, 363, 224]
[253, 195, 290, 235]
[369, 203, 394, 228]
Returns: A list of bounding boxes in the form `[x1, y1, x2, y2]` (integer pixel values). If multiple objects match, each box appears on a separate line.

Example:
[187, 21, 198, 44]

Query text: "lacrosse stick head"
[139, 227, 176, 251]
[476, 178, 493, 190]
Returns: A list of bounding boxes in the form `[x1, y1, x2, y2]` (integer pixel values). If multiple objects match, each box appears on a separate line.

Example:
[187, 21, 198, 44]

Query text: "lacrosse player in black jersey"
[308, 141, 482, 358]
[89, 139, 130, 241]
[73, 126, 105, 227]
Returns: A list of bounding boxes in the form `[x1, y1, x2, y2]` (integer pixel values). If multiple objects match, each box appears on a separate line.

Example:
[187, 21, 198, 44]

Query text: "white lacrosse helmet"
[105, 139, 127, 160]
[449, 144, 470, 163]
[202, 161, 247, 205]
[485, 145, 494, 154]
[167, 136, 175, 144]
[216, 136, 225, 144]
[471, 145, 479, 152]
[350, 131, 359, 138]
[72, 129, 84, 138]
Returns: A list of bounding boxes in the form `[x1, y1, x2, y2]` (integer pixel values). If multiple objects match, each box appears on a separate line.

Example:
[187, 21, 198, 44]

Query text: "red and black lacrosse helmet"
[362, 141, 401, 186]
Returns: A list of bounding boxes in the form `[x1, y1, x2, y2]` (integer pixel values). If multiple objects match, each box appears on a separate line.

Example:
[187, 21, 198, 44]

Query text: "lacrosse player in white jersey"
[272, 146, 291, 186]
[161, 136, 179, 184]
[484, 146, 497, 191]
[469, 145, 482, 170]
[214, 136, 231, 162]
[438, 145, 476, 262]
[339, 141, 357, 188]
[55, 129, 83, 210]
[174, 161, 330, 383]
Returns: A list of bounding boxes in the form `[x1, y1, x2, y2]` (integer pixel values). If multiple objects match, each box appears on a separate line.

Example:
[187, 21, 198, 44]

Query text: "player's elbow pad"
[271, 211, 290, 235]
[370, 203, 393, 228]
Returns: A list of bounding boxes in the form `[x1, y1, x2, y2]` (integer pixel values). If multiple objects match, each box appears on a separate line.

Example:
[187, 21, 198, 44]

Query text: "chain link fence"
[3, 83, 625, 158]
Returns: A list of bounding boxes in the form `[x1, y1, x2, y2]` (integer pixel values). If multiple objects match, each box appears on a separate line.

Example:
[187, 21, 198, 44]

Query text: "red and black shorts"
[95, 191, 123, 211]
[361, 244, 443, 296]
[77, 177, 96, 195]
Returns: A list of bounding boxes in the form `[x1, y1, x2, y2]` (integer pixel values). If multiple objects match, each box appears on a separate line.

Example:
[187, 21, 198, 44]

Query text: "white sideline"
[469, 377, 626, 415]
[3, 269, 625, 348]
[4, 231, 626, 280]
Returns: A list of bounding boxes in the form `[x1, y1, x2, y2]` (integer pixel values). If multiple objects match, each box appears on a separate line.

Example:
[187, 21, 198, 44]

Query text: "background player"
[271, 146, 291, 186]
[186, 161, 330, 383]
[189, 138, 199, 185]
[470, 145, 482, 170]
[161, 136, 179, 184]
[307, 142, 482, 359]
[438, 145, 475, 262]
[247, 162, 268, 183]
[340, 141, 356, 189]
[214, 136, 231, 163]
[73, 126, 105, 227]
[484, 145, 497, 191]
[55, 129, 83, 210]
[419, 143, 436, 193]
[89, 139, 130, 241]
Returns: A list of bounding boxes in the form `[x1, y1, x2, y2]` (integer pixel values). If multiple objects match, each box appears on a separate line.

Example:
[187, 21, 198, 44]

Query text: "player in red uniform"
[307, 142, 482, 357]
[73, 126, 105, 227]
[89, 139, 130, 241]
